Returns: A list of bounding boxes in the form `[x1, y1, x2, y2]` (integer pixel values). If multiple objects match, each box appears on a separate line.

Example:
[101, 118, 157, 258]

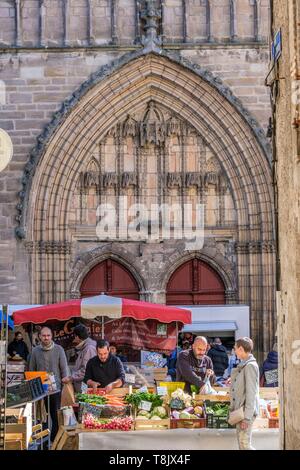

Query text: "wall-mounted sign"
[0, 128, 13, 172]
[271, 29, 282, 63]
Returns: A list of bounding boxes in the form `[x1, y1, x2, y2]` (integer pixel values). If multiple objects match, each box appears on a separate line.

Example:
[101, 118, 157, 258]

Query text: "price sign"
[156, 386, 168, 396]
[138, 386, 148, 393]
[125, 373, 136, 384]
[139, 401, 152, 412]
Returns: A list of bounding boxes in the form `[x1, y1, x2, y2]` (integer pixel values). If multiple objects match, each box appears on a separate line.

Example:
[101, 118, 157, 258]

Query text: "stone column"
[206, 0, 212, 42]
[248, 242, 264, 361]
[87, 0, 94, 46]
[14, 0, 22, 47]
[182, 0, 187, 43]
[134, 0, 141, 44]
[229, 0, 237, 42]
[111, 0, 118, 45]
[39, 0, 46, 47]
[63, 0, 70, 47]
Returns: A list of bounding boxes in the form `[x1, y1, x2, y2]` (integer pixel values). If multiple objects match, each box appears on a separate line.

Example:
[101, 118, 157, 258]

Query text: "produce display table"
[78, 427, 279, 451]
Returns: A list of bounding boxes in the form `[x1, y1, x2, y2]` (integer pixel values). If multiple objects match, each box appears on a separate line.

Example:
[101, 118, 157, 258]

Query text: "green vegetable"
[205, 402, 229, 417]
[151, 406, 167, 418]
[190, 385, 200, 394]
[124, 392, 163, 410]
[76, 393, 107, 405]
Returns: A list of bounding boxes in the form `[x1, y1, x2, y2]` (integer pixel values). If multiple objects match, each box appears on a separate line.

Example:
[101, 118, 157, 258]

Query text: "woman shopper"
[229, 337, 259, 450]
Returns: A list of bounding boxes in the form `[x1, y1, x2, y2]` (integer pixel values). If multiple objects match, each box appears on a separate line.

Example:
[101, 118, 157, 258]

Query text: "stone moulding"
[15, 48, 272, 240]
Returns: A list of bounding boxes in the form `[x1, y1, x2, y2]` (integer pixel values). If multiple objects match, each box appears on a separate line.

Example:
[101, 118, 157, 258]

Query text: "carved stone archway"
[18, 51, 275, 356]
[69, 246, 146, 299]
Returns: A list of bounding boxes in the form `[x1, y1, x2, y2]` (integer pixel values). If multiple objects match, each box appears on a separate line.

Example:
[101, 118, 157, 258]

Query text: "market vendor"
[176, 336, 215, 393]
[84, 339, 125, 392]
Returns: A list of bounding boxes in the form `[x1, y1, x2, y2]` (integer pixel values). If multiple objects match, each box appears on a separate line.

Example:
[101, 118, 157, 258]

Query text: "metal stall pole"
[0, 304, 9, 450]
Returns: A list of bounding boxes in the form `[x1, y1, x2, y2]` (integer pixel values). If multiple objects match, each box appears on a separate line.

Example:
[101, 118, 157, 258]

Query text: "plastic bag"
[61, 406, 78, 426]
[199, 376, 217, 395]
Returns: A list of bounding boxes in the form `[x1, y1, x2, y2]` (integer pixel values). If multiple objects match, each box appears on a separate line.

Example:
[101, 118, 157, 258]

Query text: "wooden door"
[166, 259, 225, 305]
[80, 259, 139, 299]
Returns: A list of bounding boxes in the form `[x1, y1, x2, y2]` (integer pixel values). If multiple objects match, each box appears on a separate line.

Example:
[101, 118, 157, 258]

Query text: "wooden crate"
[5, 404, 33, 449]
[134, 418, 170, 431]
[268, 417, 279, 428]
[259, 387, 279, 400]
[170, 417, 206, 429]
[51, 426, 78, 450]
[5, 433, 24, 450]
[195, 394, 230, 402]
[77, 423, 134, 433]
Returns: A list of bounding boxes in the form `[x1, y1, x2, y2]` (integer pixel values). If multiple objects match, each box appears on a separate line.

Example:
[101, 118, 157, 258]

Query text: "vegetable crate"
[268, 418, 279, 428]
[204, 401, 234, 429]
[79, 421, 134, 433]
[6, 381, 33, 407]
[195, 394, 230, 402]
[170, 417, 206, 429]
[86, 388, 129, 397]
[134, 418, 170, 431]
[78, 402, 132, 423]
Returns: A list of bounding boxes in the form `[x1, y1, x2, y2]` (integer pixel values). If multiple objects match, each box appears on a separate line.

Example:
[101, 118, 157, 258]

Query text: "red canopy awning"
[13, 294, 191, 326]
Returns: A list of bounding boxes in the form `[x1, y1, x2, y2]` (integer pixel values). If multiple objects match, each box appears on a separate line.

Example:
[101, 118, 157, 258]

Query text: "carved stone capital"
[235, 242, 249, 254]
[185, 172, 202, 188]
[166, 172, 183, 188]
[27, 241, 72, 255]
[121, 172, 137, 188]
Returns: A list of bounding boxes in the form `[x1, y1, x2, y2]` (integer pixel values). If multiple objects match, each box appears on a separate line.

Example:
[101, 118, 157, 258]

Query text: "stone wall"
[272, 0, 300, 450]
[0, 44, 271, 304]
[0, 0, 270, 47]
[0, 1, 275, 358]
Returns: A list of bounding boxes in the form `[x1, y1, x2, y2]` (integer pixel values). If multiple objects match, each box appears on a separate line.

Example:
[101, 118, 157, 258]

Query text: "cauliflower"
[151, 416, 162, 420]
[170, 388, 192, 407]
[151, 406, 167, 418]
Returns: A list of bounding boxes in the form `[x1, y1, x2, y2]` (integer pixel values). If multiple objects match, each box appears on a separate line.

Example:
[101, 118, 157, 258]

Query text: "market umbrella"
[12, 294, 191, 326]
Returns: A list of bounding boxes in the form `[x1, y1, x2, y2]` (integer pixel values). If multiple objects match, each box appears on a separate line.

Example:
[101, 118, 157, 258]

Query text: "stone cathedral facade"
[0, 0, 275, 357]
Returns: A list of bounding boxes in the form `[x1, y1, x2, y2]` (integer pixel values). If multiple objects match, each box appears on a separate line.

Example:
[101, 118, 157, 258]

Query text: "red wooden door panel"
[80, 259, 139, 299]
[166, 259, 225, 305]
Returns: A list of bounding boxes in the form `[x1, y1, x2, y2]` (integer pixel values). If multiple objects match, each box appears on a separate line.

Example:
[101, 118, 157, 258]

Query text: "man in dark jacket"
[176, 336, 214, 393]
[8, 332, 29, 361]
[260, 343, 278, 387]
[84, 339, 125, 392]
[207, 337, 229, 377]
[63, 324, 97, 393]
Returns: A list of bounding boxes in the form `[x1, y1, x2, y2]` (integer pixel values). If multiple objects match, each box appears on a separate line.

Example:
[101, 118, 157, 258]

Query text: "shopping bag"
[228, 407, 244, 425]
[61, 382, 76, 407]
[199, 376, 217, 395]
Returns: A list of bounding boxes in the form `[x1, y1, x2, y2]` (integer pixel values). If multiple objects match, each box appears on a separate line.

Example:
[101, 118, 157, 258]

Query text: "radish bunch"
[83, 414, 133, 431]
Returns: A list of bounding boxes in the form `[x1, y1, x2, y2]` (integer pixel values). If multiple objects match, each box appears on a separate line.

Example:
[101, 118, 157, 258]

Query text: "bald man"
[176, 336, 215, 393]
[29, 326, 69, 443]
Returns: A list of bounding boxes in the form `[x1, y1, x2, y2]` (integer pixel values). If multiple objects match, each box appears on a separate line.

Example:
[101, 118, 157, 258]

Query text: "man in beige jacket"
[229, 337, 259, 450]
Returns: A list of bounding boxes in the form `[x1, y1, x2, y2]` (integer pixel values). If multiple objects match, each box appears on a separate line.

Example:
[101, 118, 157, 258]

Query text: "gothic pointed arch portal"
[80, 259, 140, 300]
[166, 259, 225, 306]
[22, 52, 275, 355]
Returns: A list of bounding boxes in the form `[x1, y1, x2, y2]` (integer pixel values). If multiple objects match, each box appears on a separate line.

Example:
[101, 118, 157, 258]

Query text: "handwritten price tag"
[156, 386, 167, 396]
[125, 373, 136, 384]
[138, 386, 148, 393]
[139, 401, 152, 412]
